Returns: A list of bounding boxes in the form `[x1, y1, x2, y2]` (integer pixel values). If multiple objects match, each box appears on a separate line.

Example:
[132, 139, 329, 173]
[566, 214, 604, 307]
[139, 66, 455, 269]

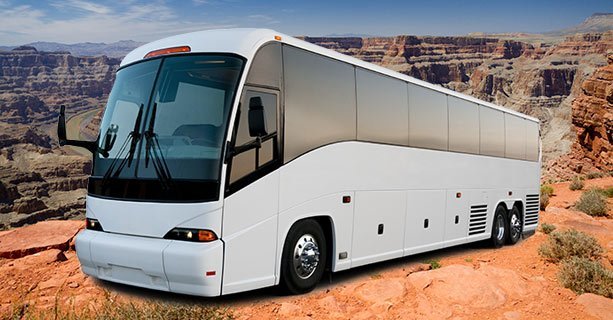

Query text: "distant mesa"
[548, 12, 613, 35]
[12, 45, 37, 52]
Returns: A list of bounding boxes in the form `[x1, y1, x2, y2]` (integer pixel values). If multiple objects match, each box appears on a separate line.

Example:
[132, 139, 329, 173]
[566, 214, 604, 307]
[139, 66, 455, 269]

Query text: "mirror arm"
[57, 105, 100, 155]
[61, 139, 99, 154]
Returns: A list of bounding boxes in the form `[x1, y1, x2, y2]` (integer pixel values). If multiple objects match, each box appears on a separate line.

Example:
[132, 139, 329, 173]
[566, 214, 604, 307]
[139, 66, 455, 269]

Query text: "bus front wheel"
[280, 219, 327, 294]
[491, 206, 508, 248]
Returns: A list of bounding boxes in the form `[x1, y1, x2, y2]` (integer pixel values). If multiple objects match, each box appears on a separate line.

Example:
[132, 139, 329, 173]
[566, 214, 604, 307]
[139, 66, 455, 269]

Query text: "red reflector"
[456, 192, 462, 198]
[342, 196, 351, 203]
[144, 46, 191, 58]
[508, 191, 513, 196]
[205, 271, 216, 276]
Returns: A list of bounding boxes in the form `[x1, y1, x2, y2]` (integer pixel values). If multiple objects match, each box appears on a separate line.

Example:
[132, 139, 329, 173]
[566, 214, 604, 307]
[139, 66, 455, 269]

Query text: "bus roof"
[122, 28, 539, 123]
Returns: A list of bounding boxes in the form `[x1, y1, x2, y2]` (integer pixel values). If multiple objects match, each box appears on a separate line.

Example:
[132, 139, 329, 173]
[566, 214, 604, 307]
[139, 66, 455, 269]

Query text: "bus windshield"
[89, 54, 245, 202]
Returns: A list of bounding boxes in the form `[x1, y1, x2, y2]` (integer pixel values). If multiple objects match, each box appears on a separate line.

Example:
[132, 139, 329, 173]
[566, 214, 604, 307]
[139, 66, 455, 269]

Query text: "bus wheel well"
[311, 216, 334, 272]
[512, 201, 524, 220]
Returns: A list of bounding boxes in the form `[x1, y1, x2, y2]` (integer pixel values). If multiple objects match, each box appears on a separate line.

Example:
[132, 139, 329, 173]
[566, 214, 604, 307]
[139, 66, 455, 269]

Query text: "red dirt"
[0, 178, 611, 319]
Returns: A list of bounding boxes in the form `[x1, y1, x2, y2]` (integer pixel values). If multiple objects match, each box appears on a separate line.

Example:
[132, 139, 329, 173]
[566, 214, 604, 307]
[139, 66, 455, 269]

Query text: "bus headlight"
[164, 228, 218, 242]
[86, 218, 104, 231]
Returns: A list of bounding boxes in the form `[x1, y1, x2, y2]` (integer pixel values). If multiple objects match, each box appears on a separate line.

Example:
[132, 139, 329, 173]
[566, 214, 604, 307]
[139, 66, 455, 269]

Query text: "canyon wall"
[0, 47, 119, 228]
[0, 31, 610, 227]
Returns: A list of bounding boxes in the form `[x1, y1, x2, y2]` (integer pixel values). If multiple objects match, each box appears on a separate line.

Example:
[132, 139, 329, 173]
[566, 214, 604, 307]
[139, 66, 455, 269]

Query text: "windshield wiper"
[101, 104, 144, 185]
[144, 103, 173, 190]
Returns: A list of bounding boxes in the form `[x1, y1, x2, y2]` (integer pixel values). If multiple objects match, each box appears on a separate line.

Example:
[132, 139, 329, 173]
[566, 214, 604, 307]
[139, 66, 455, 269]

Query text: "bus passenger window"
[229, 90, 279, 184]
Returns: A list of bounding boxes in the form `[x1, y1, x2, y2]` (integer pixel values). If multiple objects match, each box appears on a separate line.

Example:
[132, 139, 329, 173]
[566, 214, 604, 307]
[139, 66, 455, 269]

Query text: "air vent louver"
[468, 204, 488, 235]
[524, 194, 539, 225]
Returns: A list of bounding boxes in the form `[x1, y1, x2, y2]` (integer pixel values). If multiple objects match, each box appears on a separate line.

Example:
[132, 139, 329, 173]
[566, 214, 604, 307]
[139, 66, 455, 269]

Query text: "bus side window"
[229, 90, 279, 184]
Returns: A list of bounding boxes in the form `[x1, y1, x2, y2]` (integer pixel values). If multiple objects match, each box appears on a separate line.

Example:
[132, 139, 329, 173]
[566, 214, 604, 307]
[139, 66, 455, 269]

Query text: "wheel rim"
[510, 213, 521, 239]
[496, 214, 505, 241]
[292, 234, 320, 279]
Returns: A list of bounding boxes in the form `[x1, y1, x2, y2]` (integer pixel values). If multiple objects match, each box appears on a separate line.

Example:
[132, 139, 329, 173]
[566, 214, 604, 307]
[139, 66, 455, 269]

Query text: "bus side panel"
[404, 190, 446, 255]
[443, 189, 470, 247]
[221, 171, 280, 295]
[351, 190, 406, 268]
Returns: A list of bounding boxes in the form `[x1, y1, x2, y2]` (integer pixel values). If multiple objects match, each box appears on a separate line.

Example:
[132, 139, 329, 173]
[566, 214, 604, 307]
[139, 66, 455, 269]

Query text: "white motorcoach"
[58, 28, 541, 296]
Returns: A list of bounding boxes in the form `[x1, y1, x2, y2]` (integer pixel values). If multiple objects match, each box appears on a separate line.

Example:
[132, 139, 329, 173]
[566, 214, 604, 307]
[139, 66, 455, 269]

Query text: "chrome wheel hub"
[510, 214, 521, 238]
[293, 234, 320, 279]
[496, 214, 505, 241]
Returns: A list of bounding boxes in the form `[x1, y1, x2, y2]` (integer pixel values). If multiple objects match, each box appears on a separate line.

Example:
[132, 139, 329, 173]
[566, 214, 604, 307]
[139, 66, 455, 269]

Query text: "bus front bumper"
[75, 229, 223, 297]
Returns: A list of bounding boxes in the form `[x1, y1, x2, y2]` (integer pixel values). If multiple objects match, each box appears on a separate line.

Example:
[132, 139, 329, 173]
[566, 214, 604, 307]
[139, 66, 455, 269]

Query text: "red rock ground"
[0, 178, 611, 319]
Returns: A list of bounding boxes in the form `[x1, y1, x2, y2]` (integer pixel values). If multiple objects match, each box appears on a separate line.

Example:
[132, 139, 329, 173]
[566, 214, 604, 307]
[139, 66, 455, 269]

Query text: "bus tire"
[506, 206, 522, 245]
[491, 206, 508, 248]
[280, 219, 327, 295]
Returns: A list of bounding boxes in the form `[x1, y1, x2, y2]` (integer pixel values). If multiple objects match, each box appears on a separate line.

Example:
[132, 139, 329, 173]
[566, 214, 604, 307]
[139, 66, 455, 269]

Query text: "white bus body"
[72, 29, 541, 296]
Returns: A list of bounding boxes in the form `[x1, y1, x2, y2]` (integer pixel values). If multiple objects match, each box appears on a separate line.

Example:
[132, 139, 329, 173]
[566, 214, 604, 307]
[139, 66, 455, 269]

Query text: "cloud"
[52, 0, 112, 15]
[247, 14, 280, 25]
[0, 1, 237, 44]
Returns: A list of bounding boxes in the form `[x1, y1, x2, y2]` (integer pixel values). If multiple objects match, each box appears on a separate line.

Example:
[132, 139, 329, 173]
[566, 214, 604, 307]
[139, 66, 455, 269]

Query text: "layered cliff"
[0, 46, 119, 123]
[546, 53, 613, 179]
[0, 48, 119, 228]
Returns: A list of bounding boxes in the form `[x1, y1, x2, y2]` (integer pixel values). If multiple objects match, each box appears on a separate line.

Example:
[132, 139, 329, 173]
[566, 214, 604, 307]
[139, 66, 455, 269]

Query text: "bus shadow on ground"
[96, 239, 495, 306]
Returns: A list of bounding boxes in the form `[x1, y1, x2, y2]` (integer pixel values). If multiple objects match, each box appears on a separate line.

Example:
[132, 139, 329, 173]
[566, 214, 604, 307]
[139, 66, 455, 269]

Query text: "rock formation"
[546, 53, 613, 179]
[0, 48, 118, 228]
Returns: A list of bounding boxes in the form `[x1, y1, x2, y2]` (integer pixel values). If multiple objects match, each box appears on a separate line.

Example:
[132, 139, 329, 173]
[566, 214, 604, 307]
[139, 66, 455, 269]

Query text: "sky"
[0, 0, 611, 45]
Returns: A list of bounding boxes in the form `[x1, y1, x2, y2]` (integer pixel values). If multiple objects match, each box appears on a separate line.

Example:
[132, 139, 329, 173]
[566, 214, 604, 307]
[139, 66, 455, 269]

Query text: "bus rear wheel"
[506, 206, 522, 245]
[280, 219, 327, 294]
[491, 206, 508, 248]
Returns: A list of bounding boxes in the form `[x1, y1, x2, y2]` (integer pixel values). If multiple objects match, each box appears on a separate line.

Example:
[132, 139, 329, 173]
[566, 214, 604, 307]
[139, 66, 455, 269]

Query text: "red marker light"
[342, 196, 351, 203]
[205, 271, 216, 277]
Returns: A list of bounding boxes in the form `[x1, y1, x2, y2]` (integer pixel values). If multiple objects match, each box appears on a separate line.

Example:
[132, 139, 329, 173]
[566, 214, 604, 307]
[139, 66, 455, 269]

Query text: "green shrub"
[541, 185, 554, 197]
[540, 223, 556, 234]
[425, 259, 441, 269]
[569, 177, 584, 191]
[538, 229, 603, 262]
[600, 187, 613, 198]
[585, 172, 605, 179]
[558, 257, 613, 298]
[5, 296, 234, 320]
[575, 189, 609, 217]
[540, 193, 550, 211]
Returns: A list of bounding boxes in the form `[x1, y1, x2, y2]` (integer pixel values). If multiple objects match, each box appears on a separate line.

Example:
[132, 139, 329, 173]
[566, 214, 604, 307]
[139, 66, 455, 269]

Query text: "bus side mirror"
[57, 105, 98, 154]
[248, 97, 267, 137]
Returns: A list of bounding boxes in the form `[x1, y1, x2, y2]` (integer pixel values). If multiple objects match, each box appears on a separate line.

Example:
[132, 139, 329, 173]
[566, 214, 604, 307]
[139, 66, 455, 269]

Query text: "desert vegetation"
[539, 229, 603, 262]
[540, 223, 557, 234]
[569, 177, 585, 191]
[558, 257, 613, 298]
[4, 294, 234, 320]
[539, 229, 612, 297]
[540, 185, 554, 210]
[575, 189, 609, 217]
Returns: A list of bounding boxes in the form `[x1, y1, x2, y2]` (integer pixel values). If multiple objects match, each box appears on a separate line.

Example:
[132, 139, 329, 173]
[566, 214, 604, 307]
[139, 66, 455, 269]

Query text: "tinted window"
[356, 68, 408, 145]
[246, 43, 282, 89]
[229, 90, 279, 184]
[505, 114, 527, 160]
[283, 45, 356, 162]
[448, 96, 479, 154]
[526, 121, 539, 161]
[479, 106, 505, 157]
[408, 84, 448, 150]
